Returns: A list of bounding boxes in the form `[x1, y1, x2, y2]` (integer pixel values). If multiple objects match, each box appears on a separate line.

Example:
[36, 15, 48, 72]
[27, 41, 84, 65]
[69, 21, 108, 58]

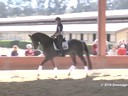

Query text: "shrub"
[0, 40, 31, 49]
[0, 40, 111, 54]
[0, 40, 11, 48]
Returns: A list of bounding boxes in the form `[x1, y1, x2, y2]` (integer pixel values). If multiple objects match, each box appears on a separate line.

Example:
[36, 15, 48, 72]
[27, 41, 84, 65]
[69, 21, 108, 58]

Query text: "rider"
[51, 17, 64, 56]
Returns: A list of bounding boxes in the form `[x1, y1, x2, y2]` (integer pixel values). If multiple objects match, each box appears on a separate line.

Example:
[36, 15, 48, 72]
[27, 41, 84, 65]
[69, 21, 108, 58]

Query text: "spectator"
[125, 40, 128, 55]
[11, 45, 19, 56]
[117, 44, 127, 55]
[25, 44, 34, 56]
[107, 45, 117, 55]
[92, 39, 109, 55]
[117, 39, 127, 48]
[92, 39, 98, 55]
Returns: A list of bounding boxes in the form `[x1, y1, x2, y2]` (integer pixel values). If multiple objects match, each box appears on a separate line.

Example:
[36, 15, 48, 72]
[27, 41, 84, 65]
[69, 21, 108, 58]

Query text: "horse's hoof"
[68, 73, 70, 77]
[37, 76, 40, 80]
[37, 74, 40, 80]
[86, 73, 88, 77]
[37, 77, 40, 80]
[55, 76, 57, 78]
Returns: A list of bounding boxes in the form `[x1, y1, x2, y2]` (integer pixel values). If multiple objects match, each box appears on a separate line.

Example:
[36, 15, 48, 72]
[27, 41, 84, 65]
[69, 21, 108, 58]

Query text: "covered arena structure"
[0, 0, 128, 70]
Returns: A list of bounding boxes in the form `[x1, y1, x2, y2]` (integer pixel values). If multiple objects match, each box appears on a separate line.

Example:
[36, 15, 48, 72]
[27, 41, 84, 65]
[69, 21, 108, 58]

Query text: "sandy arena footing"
[0, 69, 128, 96]
[0, 69, 128, 82]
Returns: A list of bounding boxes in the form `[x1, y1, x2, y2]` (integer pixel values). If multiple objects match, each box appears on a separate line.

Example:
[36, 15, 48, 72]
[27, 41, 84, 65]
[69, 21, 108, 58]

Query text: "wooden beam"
[98, 0, 106, 56]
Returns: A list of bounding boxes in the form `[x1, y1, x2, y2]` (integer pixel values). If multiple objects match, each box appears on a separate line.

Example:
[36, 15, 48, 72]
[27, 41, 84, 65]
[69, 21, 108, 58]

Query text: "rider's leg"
[57, 35, 64, 56]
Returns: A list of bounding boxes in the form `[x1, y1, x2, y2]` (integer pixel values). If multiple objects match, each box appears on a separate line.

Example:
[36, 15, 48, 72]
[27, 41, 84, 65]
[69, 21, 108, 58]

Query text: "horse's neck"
[39, 37, 53, 50]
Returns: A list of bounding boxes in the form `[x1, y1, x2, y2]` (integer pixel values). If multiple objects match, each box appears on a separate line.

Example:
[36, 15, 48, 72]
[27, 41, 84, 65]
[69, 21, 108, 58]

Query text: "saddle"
[53, 38, 68, 50]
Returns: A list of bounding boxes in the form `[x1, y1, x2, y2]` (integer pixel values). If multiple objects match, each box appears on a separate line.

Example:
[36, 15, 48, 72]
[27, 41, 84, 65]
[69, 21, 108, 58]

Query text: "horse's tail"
[82, 42, 92, 69]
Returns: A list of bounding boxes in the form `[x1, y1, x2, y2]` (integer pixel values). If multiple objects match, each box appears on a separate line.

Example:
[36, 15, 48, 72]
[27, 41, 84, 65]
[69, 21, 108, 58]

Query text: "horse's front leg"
[37, 58, 49, 80]
[51, 59, 58, 78]
[68, 65, 76, 76]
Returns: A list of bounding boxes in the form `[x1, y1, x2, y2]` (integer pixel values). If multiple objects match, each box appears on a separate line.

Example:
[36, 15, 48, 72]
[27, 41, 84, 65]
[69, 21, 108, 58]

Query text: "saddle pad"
[62, 41, 69, 50]
[53, 41, 69, 50]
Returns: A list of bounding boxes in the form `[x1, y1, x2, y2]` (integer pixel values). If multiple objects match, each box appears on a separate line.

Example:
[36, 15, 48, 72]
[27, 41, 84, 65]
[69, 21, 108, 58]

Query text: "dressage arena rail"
[0, 56, 128, 70]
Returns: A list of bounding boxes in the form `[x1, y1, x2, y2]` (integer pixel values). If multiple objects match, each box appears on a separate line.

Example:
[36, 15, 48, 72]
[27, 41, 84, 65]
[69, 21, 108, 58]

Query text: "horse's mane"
[32, 32, 53, 47]
[32, 32, 51, 39]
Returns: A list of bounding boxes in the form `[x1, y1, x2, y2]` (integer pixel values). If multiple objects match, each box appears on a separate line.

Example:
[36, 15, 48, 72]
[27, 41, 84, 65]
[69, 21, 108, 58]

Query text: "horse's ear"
[28, 35, 31, 38]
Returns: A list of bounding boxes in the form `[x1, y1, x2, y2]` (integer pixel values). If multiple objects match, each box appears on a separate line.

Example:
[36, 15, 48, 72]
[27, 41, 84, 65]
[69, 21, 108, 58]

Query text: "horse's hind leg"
[77, 54, 89, 75]
[68, 53, 77, 76]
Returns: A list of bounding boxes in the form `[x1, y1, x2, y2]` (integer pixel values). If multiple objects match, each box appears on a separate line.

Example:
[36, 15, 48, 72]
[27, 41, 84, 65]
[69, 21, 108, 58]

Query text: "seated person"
[25, 44, 34, 56]
[11, 45, 19, 56]
[117, 44, 127, 55]
[34, 50, 41, 56]
[107, 45, 117, 55]
[92, 39, 98, 55]
[51, 17, 64, 56]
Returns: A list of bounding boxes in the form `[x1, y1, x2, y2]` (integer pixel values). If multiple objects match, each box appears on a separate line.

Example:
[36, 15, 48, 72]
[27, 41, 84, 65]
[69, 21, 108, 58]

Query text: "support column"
[98, 0, 106, 56]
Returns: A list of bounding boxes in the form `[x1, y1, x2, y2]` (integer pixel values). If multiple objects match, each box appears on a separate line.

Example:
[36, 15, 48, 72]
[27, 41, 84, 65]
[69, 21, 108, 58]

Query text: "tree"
[35, 0, 47, 15]
[0, 2, 7, 18]
[111, 0, 128, 9]
[106, 0, 113, 10]
[47, 0, 67, 15]
[23, 6, 35, 16]
[6, 0, 35, 17]
[1, 0, 128, 18]
[20, 0, 35, 16]
[70, 0, 97, 13]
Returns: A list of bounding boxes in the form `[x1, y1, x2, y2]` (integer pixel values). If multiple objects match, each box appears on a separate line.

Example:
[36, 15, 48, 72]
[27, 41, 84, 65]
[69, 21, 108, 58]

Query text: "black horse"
[29, 32, 92, 78]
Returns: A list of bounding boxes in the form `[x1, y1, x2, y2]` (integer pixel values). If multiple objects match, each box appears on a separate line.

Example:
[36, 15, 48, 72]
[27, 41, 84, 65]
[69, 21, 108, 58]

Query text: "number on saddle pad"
[62, 41, 68, 50]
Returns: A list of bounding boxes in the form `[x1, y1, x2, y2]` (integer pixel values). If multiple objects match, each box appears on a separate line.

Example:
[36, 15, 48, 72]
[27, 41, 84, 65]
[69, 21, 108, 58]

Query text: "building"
[0, 9, 128, 44]
[0, 23, 128, 44]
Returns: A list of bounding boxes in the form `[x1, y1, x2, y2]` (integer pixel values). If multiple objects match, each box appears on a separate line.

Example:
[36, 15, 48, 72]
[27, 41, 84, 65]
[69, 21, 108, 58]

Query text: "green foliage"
[10, 40, 20, 46]
[0, 40, 31, 49]
[0, 40, 112, 54]
[0, 0, 128, 18]
[0, 40, 11, 48]
[111, 0, 128, 9]
[0, 40, 92, 51]
[0, 2, 7, 18]
[18, 41, 31, 49]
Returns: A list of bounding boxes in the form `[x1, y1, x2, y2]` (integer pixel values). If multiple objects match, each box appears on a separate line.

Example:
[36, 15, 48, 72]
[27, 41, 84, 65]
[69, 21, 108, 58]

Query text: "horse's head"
[29, 32, 53, 51]
[28, 34, 39, 50]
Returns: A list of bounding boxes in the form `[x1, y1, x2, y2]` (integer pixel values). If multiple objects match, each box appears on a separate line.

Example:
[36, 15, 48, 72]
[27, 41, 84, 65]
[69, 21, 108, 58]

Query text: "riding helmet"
[55, 17, 61, 21]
